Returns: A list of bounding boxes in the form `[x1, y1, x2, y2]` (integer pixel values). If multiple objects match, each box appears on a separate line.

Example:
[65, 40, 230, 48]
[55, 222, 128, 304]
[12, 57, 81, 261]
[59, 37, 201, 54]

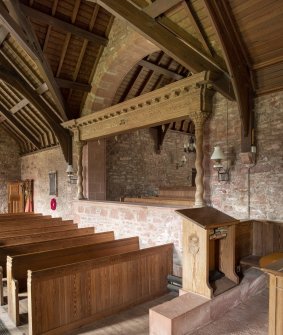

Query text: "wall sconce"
[66, 164, 77, 184]
[184, 136, 196, 153]
[211, 146, 229, 181]
[176, 155, 187, 169]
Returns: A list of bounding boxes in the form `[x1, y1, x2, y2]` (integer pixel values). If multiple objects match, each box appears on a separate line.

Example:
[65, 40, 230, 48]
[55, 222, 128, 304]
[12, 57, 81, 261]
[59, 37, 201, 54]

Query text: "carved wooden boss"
[62, 71, 215, 206]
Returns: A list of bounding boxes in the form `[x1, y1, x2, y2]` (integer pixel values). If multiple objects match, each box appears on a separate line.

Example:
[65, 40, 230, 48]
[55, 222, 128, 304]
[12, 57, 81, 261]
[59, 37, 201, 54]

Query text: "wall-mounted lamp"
[211, 146, 229, 182]
[66, 164, 77, 184]
[184, 136, 196, 153]
[176, 155, 187, 169]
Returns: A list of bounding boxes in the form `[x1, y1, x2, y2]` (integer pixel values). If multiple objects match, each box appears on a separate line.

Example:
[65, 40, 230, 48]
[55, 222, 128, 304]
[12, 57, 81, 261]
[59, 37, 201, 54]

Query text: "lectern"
[176, 206, 239, 299]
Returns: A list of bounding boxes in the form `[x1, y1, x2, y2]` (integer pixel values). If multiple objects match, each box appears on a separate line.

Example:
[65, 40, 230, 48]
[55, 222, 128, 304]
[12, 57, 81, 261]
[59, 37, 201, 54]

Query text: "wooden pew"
[0, 213, 43, 219]
[0, 219, 73, 233]
[0, 215, 51, 222]
[27, 244, 173, 335]
[0, 223, 79, 238]
[0, 231, 114, 305]
[7, 237, 140, 325]
[0, 227, 94, 247]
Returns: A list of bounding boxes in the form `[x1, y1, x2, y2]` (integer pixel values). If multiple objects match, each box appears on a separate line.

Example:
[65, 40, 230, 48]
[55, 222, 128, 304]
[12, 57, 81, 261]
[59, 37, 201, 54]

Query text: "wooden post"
[191, 112, 209, 207]
[76, 140, 86, 200]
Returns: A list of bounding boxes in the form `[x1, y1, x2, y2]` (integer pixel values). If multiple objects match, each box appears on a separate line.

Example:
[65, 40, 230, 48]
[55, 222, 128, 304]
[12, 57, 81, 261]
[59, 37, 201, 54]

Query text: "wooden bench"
[0, 215, 51, 222]
[27, 244, 173, 335]
[124, 186, 196, 207]
[0, 227, 94, 247]
[0, 213, 43, 219]
[0, 219, 74, 233]
[0, 223, 79, 238]
[7, 236, 140, 325]
[0, 231, 114, 305]
[124, 196, 194, 206]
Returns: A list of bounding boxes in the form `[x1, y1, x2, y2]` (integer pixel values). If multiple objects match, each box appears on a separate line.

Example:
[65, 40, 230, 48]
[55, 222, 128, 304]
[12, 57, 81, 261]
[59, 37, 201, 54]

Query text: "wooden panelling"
[28, 244, 173, 335]
[7, 237, 140, 325]
[235, 220, 253, 265]
[254, 61, 283, 95]
[253, 221, 283, 256]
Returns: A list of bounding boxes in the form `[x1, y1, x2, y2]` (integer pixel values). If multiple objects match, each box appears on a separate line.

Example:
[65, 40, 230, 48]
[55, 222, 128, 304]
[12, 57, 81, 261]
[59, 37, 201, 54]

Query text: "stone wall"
[0, 127, 21, 212]
[21, 146, 77, 219]
[73, 200, 183, 276]
[204, 92, 283, 221]
[106, 128, 196, 201]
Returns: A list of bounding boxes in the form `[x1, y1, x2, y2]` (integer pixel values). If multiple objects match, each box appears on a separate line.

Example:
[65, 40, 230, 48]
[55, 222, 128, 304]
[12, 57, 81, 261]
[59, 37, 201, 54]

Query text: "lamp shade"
[66, 164, 74, 174]
[211, 146, 225, 160]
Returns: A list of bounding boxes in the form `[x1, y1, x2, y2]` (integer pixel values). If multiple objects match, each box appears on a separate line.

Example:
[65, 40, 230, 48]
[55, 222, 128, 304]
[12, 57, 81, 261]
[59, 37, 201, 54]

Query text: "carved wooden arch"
[63, 72, 215, 206]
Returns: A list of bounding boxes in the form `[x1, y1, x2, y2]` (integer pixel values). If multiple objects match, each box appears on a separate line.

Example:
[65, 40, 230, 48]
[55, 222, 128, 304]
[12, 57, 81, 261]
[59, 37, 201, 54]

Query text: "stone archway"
[82, 20, 159, 115]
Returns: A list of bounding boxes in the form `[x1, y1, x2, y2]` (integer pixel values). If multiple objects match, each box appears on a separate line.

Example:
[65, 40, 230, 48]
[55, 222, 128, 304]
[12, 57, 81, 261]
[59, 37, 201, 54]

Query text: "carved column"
[75, 140, 86, 200]
[191, 112, 209, 207]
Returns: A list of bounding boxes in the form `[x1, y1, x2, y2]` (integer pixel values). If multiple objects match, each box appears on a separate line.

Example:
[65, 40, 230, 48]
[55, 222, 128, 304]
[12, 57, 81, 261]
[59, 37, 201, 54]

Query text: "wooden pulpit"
[176, 206, 239, 299]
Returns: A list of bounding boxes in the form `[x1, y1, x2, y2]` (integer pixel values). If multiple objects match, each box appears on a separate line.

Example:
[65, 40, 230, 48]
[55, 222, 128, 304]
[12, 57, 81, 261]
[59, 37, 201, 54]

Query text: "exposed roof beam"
[0, 57, 72, 163]
[0, 1, 68, 121]
[203, 0, 254, 137]
[91, 0, 234, 100]
[0, 102, 41, 149]
[183, 1, 212, 56]
[55, 78, 92, 92]
[143, 0, 183, 18]
[10, 98, 29, 114]
[0, 24, 8, 45]
[20, 4, 108, 46]
[138, 59, 184, 80]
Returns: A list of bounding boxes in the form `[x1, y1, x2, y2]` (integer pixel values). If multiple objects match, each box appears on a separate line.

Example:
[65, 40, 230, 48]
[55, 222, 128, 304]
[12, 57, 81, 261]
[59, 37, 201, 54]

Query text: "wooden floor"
[0, 288, 268, 335]
[0, 292, 177, 335]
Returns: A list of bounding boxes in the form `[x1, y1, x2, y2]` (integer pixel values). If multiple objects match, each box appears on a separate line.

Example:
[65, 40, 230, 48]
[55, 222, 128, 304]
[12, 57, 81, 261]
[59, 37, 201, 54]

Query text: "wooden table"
[176, 206, 239, 299]
[262, 258, 283, 335]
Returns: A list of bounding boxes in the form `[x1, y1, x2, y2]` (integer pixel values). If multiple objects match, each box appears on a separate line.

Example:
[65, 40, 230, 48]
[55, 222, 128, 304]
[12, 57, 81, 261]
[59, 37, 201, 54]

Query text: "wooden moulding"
[27, 244, 173, 335]
[62, 72, 214, 141]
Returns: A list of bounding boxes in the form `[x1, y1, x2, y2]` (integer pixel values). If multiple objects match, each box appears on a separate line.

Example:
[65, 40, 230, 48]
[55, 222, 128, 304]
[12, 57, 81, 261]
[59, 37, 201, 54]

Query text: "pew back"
[0, 224, 79, 238]
[0, 220, 73, 233]
[7, 237, 140, 325]
[28, 244, 173, 335]
[0, 215, 50, 222]
[0, 231, 115, 275]
[0, 227, 94, 246]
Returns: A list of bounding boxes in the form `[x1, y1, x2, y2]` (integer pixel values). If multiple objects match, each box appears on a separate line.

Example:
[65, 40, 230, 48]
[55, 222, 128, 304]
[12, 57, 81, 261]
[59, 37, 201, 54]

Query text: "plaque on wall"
[49, 171, 57, 196]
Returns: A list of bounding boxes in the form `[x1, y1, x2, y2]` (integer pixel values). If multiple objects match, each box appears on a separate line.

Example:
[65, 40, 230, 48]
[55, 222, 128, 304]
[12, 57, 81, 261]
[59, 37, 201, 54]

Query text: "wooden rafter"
[156, 123, 170, 153]
[203, 0, 254, 139]
[183, 1, 212, 56]
[0, 57, 72, 163]
[143, 0, 183, 18]
[138, 59, 184, 80]
[0, 24, 8, 45]
[55, 78, 91, 92]
[20, 4, 108, 46]
[118, 65, 143, 103]
[0, 0, 68, 121]
[91, 0, 234, 100]
[0, 103, 41, 149]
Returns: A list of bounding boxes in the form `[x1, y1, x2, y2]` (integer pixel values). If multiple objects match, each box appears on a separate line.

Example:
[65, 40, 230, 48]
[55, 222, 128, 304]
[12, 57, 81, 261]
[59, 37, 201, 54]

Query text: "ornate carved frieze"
[62, 71, 215, 141]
